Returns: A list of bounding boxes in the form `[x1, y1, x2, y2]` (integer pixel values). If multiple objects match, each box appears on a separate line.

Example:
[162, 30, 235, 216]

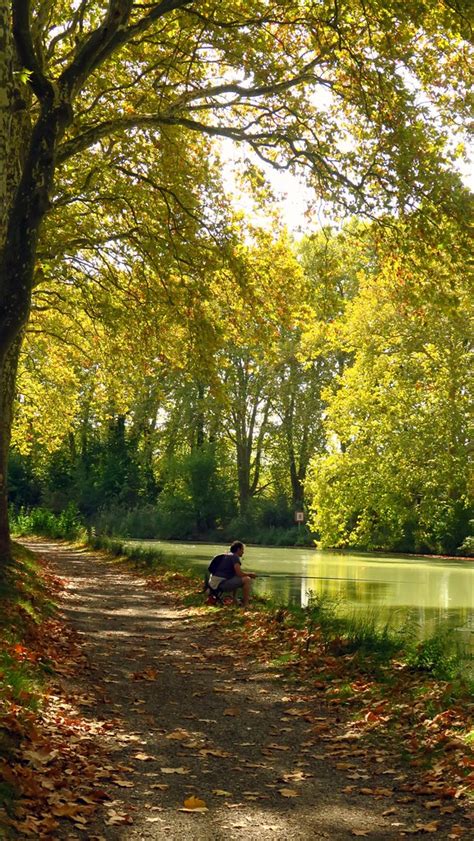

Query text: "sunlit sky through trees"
[220, 136, 473, 236]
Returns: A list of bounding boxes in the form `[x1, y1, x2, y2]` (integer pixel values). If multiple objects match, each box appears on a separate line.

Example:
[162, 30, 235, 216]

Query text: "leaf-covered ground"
[1, 539, 472, 839]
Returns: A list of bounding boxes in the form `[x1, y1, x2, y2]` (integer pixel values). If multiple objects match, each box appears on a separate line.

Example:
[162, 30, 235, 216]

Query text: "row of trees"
[1, 2, 472, 564]
[10, 204, 473, 553]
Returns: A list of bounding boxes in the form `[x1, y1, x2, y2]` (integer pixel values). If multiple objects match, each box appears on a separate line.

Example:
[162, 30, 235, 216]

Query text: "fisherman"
[207, 541, 257, 608]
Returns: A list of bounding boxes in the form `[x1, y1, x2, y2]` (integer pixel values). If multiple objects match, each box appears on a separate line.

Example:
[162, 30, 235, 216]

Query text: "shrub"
[406, 630, 469, 680]
[9, 504, 84, 540]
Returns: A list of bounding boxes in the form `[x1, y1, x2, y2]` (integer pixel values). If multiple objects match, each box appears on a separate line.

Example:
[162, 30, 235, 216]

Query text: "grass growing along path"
[0, 538, 472, 839]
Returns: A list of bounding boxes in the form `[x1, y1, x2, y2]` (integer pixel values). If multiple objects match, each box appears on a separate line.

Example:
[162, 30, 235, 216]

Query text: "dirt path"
[19, 540, 467, 840]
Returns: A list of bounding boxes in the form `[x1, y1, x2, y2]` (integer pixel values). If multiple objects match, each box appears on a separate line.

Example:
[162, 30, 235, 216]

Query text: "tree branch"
[59, 0, 193, 99]
[12, 0, 54, 99]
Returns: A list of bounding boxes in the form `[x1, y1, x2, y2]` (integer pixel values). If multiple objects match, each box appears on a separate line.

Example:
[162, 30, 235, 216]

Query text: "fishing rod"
[253, 573, 398, 583]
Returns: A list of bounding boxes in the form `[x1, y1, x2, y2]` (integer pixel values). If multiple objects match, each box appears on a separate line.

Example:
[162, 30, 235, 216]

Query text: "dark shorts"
[219, 576, 243, 592]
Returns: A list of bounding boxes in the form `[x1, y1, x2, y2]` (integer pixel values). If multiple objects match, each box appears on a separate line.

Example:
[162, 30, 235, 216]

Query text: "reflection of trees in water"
[255, 576, 298, 606]
[255, 575, 389, 608]
[254, 576, 473, 648]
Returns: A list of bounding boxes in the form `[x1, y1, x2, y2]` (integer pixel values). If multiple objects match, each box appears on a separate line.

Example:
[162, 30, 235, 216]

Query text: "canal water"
[126, 539, 473, 644]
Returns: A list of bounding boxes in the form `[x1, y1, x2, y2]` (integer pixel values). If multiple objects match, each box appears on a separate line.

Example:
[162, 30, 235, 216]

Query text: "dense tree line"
[10, 213, 473, 554]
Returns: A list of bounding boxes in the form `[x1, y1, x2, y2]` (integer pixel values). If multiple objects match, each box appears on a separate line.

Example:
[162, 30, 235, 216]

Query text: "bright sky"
[219, 138, 329, 238]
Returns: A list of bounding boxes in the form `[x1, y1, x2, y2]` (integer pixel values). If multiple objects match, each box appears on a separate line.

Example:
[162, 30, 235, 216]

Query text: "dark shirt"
[213, 552, 241, 580]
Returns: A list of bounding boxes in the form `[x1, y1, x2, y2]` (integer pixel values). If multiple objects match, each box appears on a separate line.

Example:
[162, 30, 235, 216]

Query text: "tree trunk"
[0, 97, 71, 567]
[0, 3, 20, 566]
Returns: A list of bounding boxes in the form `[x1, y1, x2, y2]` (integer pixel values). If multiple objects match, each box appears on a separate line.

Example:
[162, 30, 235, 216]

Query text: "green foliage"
[457, 525, 474, 557]
[406, 630, 470, 681]
[153, 446, 236, 538]
[7, 450, 42, 509]
[9, 504, 85, 541]
[306, 203, 473, 554]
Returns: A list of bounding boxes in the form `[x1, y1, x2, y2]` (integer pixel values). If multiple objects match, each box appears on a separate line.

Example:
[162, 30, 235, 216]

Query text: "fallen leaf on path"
[166, 729, 190, 740]
[22, 749, 53, 766]
[407, 822, 440, 834]
[179, 807, 208, 813]
[285, 708, 311, 717]
[160, 767, 190, 775]
[199, 748, 231, 758]
[105, 810, 133, 825]
[351, 831, 369, 837]
[266, 743, 290, 752]
[212, 789, 232, 796]
[134, 753, 155, 761]
[279, 771, 308, 783]
[112, 779, 134, 787]
[131, 668, 159, 681]
[183, 795, 207, 810]
[278, 788, 300, 798]
[151, 783, 169, 790]
[224, 708, 240, 716]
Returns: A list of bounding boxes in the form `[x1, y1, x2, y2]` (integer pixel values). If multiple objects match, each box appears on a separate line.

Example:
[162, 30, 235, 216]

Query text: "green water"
[126, 539, 474, 642]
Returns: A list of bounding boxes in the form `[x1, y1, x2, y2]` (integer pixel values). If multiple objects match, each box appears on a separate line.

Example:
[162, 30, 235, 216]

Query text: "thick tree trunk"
[0, 97, 71, 567]
[0, 3, 19, 566]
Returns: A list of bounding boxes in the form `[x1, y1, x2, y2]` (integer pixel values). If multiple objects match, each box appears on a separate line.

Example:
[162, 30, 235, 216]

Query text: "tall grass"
[270, 591, 473, 683]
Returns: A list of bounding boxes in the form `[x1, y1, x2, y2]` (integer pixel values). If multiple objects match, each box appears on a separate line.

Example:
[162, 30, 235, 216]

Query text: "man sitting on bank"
[207, 541, 256, 608]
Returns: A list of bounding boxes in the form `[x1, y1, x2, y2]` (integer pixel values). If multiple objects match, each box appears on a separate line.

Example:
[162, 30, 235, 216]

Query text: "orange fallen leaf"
[278, 788, 300, 798]
[183, 795, 207, 809]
